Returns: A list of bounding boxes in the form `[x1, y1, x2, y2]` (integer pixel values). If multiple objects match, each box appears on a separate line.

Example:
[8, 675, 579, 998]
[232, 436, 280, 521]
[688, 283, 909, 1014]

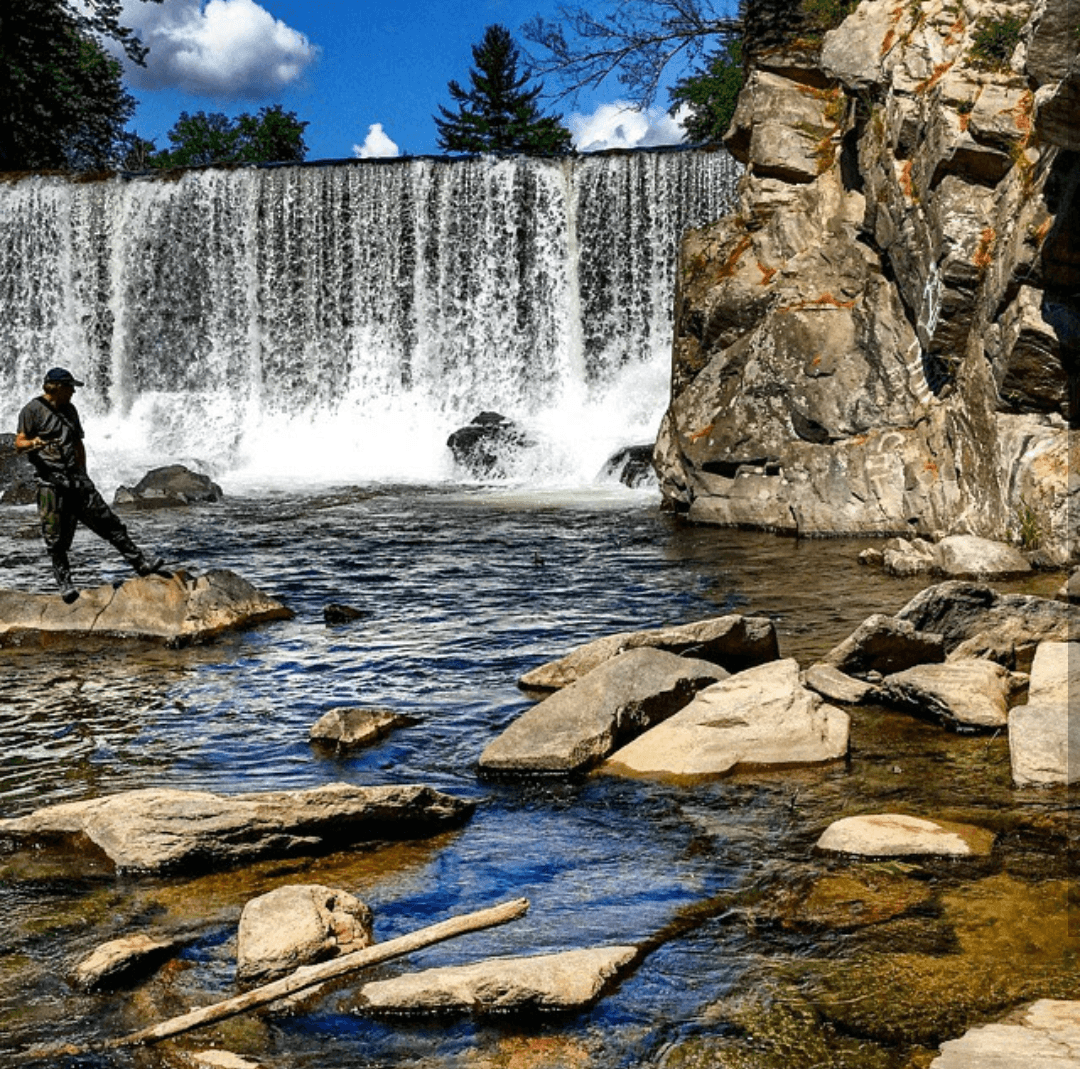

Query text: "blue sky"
[114, 0, 710, 161]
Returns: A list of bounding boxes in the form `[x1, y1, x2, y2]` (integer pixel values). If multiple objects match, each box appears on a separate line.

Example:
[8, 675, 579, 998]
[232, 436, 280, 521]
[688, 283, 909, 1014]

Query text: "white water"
[0, 150, 740, 494]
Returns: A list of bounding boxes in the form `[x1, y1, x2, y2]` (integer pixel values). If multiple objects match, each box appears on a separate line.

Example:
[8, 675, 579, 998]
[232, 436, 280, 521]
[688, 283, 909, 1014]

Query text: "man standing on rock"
[15, 367, 168, 604]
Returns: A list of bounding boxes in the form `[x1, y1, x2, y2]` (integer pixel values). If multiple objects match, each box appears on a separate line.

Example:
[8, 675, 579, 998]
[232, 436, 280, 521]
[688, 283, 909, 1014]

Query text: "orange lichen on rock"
[687, 423, 715, 443]
[915, 61, 955, 95]
[973, 227, 996, 271]
[757, 261, 778, 285]
[944, 15, 966, 45]
[1013, 90, 1034, 135]
[900, 159, 916, 199]
[716, 233, 754, 281]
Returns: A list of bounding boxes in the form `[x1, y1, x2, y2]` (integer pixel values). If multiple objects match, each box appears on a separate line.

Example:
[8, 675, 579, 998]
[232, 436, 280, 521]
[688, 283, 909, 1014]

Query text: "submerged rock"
[0, 569, 292, 647]
[815, 814, 995, 858]
[237, 884, 373, 984]
[0, 783, 474, 874]
[72, 932, 190, 992]
[519, 613, 778, 691]
[446, 412, 536, 479]
[929, 999, 1080, 1068]
[356, 946, 637, 1015]
[480, 648, 726, 777]
[1009, 641, 1080, 787]
[113, 464, 223, 509]
[603, 659, 849, 779]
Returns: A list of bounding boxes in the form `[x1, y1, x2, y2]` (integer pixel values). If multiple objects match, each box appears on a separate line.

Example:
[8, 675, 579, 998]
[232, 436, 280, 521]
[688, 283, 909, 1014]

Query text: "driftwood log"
[28, 897, 530, 1059]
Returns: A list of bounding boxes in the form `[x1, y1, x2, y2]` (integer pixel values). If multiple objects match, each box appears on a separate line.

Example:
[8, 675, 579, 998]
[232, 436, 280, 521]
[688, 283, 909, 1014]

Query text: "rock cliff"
[657, 0, 1077, 563]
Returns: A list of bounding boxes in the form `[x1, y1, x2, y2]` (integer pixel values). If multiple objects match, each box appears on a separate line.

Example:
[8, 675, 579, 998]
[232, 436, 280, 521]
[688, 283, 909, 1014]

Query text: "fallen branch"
[28, 897, 529, 1059]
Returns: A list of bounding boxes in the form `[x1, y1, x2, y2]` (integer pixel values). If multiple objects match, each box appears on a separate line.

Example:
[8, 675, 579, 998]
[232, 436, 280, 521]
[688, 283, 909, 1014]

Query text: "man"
[15, 367, 168, 604]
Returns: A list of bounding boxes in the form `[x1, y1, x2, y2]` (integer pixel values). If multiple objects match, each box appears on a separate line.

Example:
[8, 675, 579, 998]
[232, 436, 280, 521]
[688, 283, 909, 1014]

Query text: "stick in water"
[32, 896, 529, 1058]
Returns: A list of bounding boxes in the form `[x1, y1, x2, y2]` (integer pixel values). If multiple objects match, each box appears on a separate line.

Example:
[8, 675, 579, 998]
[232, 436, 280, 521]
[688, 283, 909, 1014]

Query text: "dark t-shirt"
[16, 396, 85, 486]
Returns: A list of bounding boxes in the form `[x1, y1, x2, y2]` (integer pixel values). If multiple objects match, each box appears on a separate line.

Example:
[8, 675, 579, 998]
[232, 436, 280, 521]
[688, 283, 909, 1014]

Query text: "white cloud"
[569, 102, 689, 153]
[353, 124, 400, 159]
[119, 0, 319, 98]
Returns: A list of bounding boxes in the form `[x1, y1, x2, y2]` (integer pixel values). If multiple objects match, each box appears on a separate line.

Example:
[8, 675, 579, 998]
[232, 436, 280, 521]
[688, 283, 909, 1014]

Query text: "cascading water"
[0, 149, 740, 492]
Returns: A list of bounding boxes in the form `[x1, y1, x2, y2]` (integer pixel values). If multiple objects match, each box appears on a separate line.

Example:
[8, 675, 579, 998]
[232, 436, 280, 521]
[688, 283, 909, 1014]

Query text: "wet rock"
[821, 613, 945, 678]
[929, 999, 1080, 1068]
[323, 603, 368, 624]
[882, 538, 937, 578]
[0, 569, 293, 647]
[0, 783, 475, 874]
[883, 659, 1025, 731]
[236, 884, 373, 984]
[1009, 641, 1080, 787]
[189, 1053, 263, 1069]
[0, 433, 37, 505]
[519, 614, 779, 692]
[113, 464, 223, 509]
[896, 582, 1080, 671]
[767, 869, 934, 932]
[356, 946, 637, 1015]
[481, 648, 726, 777]
[815, 814, 995, 858]
[446, 412, 535, 479]
[803, 662, 880, 704]
[604, 659, 849, 779]
[309, 707, 414, 751]
[72, 932, 188, 991]
[1056, 567, 1080, 604]
[600, 444, 656, 488]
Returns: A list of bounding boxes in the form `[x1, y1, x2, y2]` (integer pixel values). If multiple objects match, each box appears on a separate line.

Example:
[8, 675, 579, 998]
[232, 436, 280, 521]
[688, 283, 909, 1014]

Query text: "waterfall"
[0, 150, 740, 492]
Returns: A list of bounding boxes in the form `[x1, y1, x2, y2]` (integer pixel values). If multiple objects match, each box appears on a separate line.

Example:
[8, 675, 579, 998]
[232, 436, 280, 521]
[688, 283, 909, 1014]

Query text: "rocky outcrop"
[0, 569, 293, 646]
[658, 0, 1078, 563]
[519, 613, 779, 691]
[815, 813, 995, 857]
[481, 648, 727, 776]
[0, 783, 474, 873]
[356, 946, 637, 1015]
[874, 534, 1033, 578]
[603, 658, 850, 778]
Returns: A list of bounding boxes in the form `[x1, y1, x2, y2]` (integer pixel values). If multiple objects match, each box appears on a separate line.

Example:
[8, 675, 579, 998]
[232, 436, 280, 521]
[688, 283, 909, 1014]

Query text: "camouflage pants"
[38, 479, 143, 588]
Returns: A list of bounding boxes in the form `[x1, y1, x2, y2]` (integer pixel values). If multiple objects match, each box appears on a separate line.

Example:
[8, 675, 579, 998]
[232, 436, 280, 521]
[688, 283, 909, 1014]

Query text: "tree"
[523, 0, 742, 109]
[151, 106, 309, 168]
[435, 24, 573, 155]
[0, 0, 149, 171]
[668, 38, 743, 144]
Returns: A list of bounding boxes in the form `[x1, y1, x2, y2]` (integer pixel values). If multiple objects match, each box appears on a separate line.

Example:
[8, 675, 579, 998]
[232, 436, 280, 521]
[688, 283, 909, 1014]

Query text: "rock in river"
[0, 783, 474, 874]
[929, 999, 1080, 1068]
[815, 814, 995, 858]
[883, 659, 1025, 731]
[480, 648, 726, 777]
[603, 659, 849, 779]
[356, 946, 637, 1015]
[0, 569, 292, 646]
[1009, 641, 1080, 787]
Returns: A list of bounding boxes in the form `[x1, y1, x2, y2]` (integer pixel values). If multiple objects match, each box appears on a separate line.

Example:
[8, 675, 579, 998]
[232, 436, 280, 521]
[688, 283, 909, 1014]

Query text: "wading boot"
[135, 554, 172, 578]
[51, 557, 79, 604]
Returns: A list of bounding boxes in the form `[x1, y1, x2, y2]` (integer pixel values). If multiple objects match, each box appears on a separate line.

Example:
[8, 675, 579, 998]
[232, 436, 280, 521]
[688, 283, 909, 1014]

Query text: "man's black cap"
[44, 367, 84, 387]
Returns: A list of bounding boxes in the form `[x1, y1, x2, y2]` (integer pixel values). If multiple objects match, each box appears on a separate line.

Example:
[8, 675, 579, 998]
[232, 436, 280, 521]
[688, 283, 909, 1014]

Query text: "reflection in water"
[0, 490, 1072, 1066]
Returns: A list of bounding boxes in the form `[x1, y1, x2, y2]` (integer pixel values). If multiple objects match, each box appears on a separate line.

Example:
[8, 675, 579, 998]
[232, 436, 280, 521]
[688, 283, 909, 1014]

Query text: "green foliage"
[0, 0, 143, 171]
[668, 39, 743, 144]
[435, 24, 573, 155]
[150, 106, 309, 168]
[1014, 495, 1042, 550]
[968, 15, 1025, 69]
[802, 0, 860, 34]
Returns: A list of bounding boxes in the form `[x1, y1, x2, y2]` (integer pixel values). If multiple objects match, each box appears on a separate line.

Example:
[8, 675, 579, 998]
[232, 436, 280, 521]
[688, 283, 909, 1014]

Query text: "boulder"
[882, 538, 937, 578]
[323, 603, 369, 624]
[236, 884, 373, 984]
[929, 999, 1080, 1068]
[356, 946, 637, 1015]
[600, 444, 656, 489]
[896, 582, 1080, 671]
[883, 659, 1024, 731]
[815, 814, 995, 858]
[446, 412, 535, 479]
[0, 569, 292, 647]
[0, 433, 37, 505]
[309, 707, 414, 751]
[803, 662, 880, 705]
[821, 613, 944, 678]
[603, 659, 849, 779]
[113, 464, 223, 508]
[1056, 567, 1080, 604]
[519, 614, 779, 692]
[1008, 641, 1080, 787]
[932, 535, 1032, 579]
[480, 648, 726, 777]
[72, 932, 189, 991]
[0, 783, 474, 874]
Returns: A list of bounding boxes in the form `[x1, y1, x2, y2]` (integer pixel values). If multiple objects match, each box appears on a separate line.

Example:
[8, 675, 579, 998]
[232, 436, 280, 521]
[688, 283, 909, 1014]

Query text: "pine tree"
[668, 39, 743, 145]
[435, 24, 573, 156]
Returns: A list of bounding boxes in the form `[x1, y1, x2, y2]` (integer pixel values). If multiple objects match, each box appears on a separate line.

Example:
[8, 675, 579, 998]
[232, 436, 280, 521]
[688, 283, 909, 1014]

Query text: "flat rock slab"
[356, 946, 637, 1015]
[930, 998, 1080, 1067]
[309, 707, 414, 750]
[803, 662, 880, 704]
[481, 648, 726, 776]
[72, 932, 189, 991]
[883, 659, 1022, 730]
[815, 814, 995, 858]
[0, 783, 474, 874]
[0, 569, 292, 646]
[518, 614, 778, 691]
[1009, 642, 1080, 787]
[822, 613, 944, 677]
[603, 659, 849, 780]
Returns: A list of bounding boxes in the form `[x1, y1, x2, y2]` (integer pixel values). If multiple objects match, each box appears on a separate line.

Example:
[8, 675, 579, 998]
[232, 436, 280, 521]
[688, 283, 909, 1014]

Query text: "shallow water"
[0, 488, 1072, 1068]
